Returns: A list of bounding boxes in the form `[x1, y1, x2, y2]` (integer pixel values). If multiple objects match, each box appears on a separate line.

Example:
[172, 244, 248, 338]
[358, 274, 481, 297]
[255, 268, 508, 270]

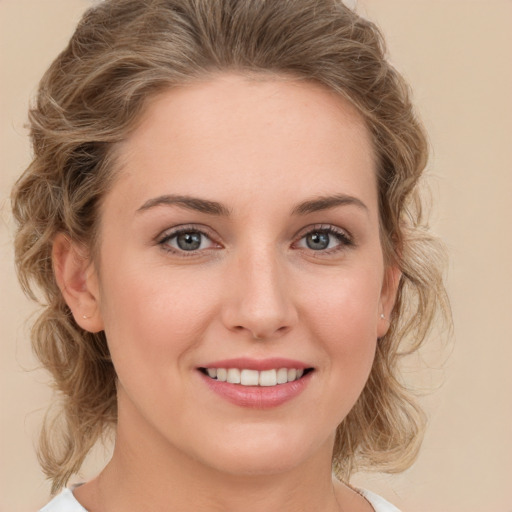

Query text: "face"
[80, 74, 397, 477]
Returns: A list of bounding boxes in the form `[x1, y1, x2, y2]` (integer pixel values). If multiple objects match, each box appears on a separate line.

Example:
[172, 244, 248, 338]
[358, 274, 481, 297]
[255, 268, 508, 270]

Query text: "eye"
[295, 225, 353, 253]
[158, 227, 218, 253]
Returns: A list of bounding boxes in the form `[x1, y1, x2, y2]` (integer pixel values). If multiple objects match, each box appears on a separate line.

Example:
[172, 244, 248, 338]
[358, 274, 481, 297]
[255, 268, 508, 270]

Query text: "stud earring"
[380, 313, 385, 319]
[82, 314, 89, 319]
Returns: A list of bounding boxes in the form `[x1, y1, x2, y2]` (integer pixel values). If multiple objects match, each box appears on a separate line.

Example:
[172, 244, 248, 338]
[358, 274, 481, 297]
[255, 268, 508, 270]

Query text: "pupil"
[177, 232, 201, 251]
[307, 232, 329, 250]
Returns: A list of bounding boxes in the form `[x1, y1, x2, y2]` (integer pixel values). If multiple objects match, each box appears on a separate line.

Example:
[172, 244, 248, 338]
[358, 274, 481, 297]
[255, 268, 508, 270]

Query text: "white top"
[39, 487, 401, 512]
[39, 489, 86, 512]
[360, 489, 402, 512]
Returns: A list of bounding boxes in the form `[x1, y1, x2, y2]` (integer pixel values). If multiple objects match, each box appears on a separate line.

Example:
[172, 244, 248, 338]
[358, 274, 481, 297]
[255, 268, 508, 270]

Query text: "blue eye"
[160, 229, 215, 253]
[305, 232, 331, 250]
[175, 232, 203, 251]
[297, 226, 352, 252]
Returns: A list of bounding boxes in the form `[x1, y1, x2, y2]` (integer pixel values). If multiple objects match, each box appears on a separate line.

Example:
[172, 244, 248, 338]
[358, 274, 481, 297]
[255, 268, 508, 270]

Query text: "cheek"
[303, 267, 382, 377]
[97, 261, 219, 373]
[303, 274, 380, 425]
[305, 266, 382, 336]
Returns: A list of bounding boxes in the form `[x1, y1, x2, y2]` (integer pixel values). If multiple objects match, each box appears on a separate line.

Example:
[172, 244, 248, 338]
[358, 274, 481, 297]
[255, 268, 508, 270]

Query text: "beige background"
[1, 0, 511, 510]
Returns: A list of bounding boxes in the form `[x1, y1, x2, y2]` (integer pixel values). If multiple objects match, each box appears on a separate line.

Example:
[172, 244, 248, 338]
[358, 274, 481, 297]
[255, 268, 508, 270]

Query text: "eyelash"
[157, 225, 219, 257]
[293, 224, 354, 255]
[156, 224, 353, 256]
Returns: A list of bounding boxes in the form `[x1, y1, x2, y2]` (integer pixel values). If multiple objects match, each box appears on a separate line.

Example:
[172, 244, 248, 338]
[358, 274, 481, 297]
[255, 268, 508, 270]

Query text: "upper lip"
[198, 358, 312, 371]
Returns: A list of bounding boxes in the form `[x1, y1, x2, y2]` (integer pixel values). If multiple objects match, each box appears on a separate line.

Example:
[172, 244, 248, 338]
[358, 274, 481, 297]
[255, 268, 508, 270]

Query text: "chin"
[206, 450, 308, 478]
[192, 425, 329, 477]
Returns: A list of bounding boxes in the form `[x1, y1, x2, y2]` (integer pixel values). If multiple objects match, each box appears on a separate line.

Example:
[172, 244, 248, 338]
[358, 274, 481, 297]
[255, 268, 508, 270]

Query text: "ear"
[52, 232, 104, 333]
[377, 263, 401, 339]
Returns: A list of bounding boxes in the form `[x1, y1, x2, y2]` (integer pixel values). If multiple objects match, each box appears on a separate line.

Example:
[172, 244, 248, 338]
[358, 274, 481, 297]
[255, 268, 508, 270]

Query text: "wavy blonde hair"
[12, 0, 449, 493]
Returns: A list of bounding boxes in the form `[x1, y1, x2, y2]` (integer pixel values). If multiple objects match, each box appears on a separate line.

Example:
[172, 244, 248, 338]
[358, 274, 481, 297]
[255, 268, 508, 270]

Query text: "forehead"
[110, 74, 377, 216]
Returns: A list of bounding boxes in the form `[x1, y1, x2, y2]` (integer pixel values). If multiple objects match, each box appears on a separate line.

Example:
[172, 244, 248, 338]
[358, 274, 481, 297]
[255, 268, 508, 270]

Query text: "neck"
[74, 396, 370, 512]
[97, 432, 340, 512]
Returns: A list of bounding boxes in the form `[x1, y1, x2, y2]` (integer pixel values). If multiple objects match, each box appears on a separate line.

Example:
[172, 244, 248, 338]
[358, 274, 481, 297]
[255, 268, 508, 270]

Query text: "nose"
[221, 249, 298, 340]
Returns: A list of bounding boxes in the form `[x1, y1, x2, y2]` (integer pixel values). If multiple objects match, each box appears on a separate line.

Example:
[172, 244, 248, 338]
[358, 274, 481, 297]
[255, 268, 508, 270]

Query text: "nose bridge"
[224, 242, 297, 339]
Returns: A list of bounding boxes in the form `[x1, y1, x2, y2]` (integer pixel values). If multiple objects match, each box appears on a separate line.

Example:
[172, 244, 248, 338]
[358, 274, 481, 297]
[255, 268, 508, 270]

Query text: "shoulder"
[39, 488, 88, 512]
[359, 488, 402, 512]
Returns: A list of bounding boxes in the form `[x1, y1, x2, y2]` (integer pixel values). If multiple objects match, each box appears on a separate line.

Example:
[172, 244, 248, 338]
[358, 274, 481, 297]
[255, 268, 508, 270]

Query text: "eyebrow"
[136, 193, 367, 217]
[136, 194, 231, 216]
[291, 194, 368, 215]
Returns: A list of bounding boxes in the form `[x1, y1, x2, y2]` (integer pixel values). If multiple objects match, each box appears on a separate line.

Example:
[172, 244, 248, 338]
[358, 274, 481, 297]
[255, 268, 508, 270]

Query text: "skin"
[54, 74, 400, 512]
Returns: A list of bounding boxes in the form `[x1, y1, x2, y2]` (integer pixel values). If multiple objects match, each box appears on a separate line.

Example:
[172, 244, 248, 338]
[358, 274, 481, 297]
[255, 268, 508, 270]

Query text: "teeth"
[204, 367, 307, 386]
[240, 369, 259, 386]
[276, 368, 288, 384]
[259, 369, 277, 386]
[227, 368, 241, 384]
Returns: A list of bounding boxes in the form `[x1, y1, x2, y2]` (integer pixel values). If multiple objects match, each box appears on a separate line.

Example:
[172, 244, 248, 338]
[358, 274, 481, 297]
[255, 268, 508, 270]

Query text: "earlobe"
[52, 232, 104, 333]
[377, 264, 401, 338]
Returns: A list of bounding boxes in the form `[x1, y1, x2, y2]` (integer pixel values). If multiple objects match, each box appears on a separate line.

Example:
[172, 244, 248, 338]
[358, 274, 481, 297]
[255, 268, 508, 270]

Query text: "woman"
[11, 1, 448, 511]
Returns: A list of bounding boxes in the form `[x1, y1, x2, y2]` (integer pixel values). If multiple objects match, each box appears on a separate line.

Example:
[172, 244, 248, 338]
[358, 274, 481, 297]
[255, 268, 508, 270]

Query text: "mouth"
[198, 359, 314, 408]
[199, 367, 314, 387]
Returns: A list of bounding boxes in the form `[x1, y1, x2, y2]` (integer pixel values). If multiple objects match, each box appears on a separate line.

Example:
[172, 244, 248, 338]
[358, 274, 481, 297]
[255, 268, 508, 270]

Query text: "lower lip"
[199, 371, 312, 409]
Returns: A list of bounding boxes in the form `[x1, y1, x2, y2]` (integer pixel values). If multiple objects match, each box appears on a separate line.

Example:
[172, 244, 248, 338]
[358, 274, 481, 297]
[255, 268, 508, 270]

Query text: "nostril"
[224, 317, 299, 340]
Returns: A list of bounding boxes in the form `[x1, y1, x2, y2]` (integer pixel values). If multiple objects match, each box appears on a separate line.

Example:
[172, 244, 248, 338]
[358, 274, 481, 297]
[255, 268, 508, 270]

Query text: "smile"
[200, 367, 311, 387]
[197, 358, 314, 408]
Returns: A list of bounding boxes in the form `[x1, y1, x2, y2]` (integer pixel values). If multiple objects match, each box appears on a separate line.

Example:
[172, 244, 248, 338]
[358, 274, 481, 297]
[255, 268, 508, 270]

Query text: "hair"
[11, 0, 449, 494]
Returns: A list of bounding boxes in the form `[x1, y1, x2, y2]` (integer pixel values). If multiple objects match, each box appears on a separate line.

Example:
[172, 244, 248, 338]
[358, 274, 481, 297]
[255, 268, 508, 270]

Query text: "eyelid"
[292, 224, 354, 252]
[156, 224, 222, 254]
[155, 223, 353, 256]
